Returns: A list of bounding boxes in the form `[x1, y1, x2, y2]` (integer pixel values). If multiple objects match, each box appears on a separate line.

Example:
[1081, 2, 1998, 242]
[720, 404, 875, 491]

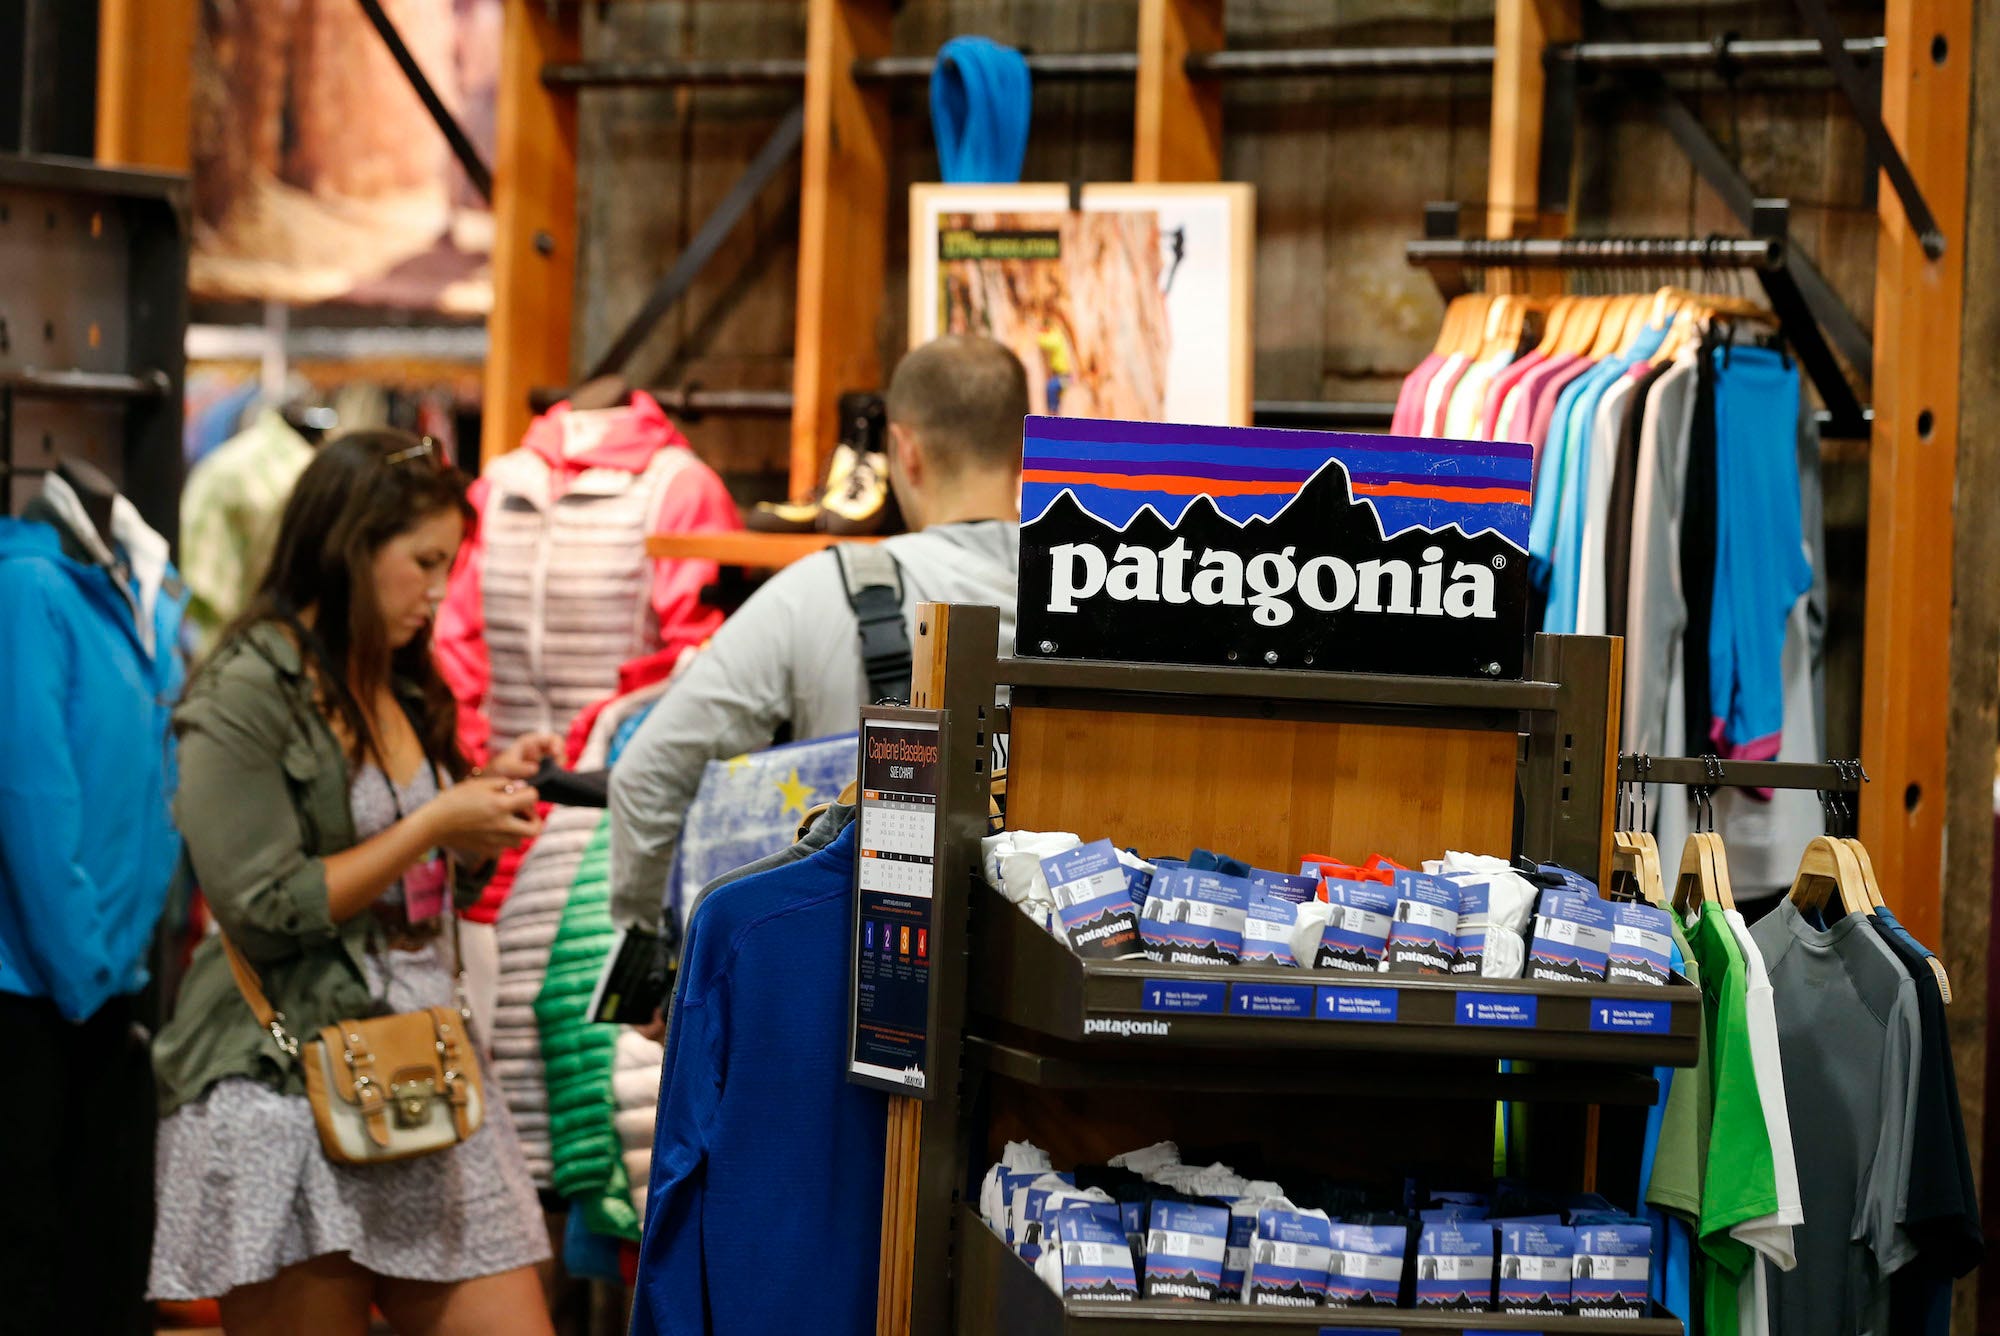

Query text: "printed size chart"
[850, 714, 945, 1097]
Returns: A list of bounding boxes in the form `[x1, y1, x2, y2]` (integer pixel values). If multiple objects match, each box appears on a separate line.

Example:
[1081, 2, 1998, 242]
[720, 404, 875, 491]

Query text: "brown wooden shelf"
[645, 529, 880, 568]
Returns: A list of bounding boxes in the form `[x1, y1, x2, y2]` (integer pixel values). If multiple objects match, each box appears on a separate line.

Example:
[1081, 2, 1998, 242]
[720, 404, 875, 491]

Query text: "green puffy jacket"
[534, 812, 635, 1241]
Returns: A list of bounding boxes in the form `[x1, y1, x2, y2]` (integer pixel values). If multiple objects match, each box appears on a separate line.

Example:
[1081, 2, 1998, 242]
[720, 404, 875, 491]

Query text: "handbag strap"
[220, 934, 303, 1060]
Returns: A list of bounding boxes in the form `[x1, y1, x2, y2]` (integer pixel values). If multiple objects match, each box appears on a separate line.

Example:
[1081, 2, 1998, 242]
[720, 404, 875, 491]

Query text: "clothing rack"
[542, 35, 1884, 89]
[1616, 754, 1865, 794]
[1406, 199, 1870, 440]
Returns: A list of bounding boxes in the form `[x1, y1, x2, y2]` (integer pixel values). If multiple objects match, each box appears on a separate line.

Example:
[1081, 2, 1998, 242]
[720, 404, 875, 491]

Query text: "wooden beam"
[484, 0, 580, 465]
[790, 0, 892, 502]
[1134, 0, 1224, 183]
[95, 0, 195, 170]
[1486, 0, 1578, 295]
[1859, 0, 1973, 950]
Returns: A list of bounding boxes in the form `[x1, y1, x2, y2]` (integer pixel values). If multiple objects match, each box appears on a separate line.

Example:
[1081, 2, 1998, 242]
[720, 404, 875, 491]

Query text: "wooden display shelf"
[968, 882, 1701, 1070]
[644, 529, 878, 567]
[956, 1206, 1685, 1335]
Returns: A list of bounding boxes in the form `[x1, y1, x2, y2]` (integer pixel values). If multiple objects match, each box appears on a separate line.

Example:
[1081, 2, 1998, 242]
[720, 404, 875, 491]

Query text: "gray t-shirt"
[1749, 899, 1921, 1336]
[608, 520, 1019, 931]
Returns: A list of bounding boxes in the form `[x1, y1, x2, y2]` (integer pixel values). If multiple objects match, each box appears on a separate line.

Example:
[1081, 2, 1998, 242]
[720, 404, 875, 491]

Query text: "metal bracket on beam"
[1789, 0, 1945, 259]
[1747, 201, 1870, 439]
[579, 104, 807, 385]
[353, 0, 495, 203]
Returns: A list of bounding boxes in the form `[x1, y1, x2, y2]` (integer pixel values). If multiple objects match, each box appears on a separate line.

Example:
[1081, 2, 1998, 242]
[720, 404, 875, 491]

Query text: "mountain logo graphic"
[1019, 456, 1529, 678]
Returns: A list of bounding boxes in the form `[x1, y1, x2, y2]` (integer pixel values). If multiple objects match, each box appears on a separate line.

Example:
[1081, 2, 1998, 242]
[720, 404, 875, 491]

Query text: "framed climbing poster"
[909, 183, 1255, 426]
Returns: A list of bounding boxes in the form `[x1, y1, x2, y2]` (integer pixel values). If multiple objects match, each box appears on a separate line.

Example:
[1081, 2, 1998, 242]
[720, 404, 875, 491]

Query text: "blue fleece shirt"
[0, 520, 186, 1019]
[633, 819, 886, 1336]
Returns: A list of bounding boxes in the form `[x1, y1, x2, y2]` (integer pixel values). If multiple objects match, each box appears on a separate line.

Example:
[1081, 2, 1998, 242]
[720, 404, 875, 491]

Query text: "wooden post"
[96, 0, 195, 170]
[1133, 0, 1224, 183]
[1859, 0, 1973, 950]
[1486, 0, 1578, 294]
[483, 0, 579, 465]
[790, 0, 892, 502]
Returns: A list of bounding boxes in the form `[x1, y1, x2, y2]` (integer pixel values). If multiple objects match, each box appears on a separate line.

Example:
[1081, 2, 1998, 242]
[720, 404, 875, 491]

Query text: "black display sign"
[1015, 416, 1534, 678]
[847, 712, 946, 1097]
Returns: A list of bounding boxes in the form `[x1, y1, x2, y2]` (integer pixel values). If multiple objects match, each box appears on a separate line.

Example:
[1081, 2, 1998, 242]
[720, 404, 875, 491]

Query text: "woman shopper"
[150, 430, 559, 1335]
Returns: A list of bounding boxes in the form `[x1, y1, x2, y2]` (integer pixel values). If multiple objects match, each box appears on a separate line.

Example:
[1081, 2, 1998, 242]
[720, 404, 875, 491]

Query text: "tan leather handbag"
[222, 936, 484, 1165]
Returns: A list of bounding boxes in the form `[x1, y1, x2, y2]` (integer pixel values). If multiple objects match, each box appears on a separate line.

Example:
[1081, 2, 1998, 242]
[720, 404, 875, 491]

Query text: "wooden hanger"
[1672, 831, 1732, 916]
[1787, 835, 1872, 920]
[1612, 830, 1666, 907]
[1558, 296, 1607, 357]
[1532, 296, 1572, 357]
[1703, 834, 1737, 912]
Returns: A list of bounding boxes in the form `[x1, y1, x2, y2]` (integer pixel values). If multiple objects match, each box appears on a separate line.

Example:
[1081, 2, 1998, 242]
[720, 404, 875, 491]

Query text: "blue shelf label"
[1456, 992, 1539, 1027]
[1230, 982, 1314, 1018]
[1139, 979, 1227, 1014]
[1316, 985, 1401, 1023]
[1589, 998, 1672, 1034]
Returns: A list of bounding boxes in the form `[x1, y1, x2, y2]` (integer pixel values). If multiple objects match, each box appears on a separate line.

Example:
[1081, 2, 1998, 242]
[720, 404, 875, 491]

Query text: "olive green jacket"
[152, 622, 487, 1115]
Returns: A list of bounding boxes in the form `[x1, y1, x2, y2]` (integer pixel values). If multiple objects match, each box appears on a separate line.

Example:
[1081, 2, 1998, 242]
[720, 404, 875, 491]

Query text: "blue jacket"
[633, 819, 886, 1335]
[0, 519, 186, 1019]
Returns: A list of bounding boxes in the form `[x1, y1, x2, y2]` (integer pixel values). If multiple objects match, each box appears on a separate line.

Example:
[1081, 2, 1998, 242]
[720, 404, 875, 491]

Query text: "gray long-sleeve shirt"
[608, 519, 1019, 930]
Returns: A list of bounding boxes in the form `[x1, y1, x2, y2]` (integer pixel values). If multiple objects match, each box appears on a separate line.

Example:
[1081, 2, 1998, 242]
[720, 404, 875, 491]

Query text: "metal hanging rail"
[1618, 754, 1865, 794]
[1407, 233, 1785, 273]
[543, 35, 1884, 90]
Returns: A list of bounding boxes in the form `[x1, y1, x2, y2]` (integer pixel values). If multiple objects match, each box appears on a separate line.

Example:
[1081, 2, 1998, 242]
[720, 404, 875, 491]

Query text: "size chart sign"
[848, 714, 944, 1097]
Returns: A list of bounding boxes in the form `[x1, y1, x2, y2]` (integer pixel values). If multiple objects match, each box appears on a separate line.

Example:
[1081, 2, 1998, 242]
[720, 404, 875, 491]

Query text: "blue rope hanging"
[930, 36, 1032, 184]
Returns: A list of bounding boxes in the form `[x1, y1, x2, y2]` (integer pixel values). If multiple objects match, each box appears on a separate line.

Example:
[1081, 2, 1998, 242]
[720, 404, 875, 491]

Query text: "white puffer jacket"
[491, 680, 671, 1187]
[613, 1029, 665, 1221]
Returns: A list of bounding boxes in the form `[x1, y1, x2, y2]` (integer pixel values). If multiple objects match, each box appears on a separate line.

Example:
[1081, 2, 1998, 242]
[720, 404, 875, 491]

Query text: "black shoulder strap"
[833, 544, 911, 705]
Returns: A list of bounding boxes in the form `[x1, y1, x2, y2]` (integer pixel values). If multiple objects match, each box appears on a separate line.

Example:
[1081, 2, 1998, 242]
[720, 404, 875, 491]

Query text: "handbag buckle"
[389, 1076, 438, 1128]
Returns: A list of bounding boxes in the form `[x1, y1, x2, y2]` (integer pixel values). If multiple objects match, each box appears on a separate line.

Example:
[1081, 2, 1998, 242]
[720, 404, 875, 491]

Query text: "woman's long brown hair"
[205, 428, 477, 777]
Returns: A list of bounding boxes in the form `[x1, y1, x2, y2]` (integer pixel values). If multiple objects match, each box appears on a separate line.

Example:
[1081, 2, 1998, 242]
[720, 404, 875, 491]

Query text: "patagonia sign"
[1017, 416, 1532, 678]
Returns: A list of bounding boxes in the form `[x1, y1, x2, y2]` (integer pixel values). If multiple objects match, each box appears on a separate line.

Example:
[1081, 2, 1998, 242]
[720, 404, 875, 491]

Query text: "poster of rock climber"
[909, 184, 1254, 426]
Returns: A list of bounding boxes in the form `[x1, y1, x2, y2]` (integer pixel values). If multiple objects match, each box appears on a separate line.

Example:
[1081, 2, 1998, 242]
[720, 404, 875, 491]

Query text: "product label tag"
[1588, 999, 1672, 1033]
[1230, 982, 1314, 1018]
[1456, 992, 1539, 1027]
[1317, 985, 1401, 1023]
[1241, 894, 1303, 967]
[1416, 1221, 1494, 1309]
[1139, 979, 1227, 1014]
[1249, 868, 1321, 903]
[1042, 839, 1146, 960]
[1246, 1208, 1335, 1308]
[1570, 1225, 1650, 1317]
[1057, 1207, 1141, 1302]
[1497, 1222, 1574, 1313]
[1327, 1223, 1408, 1307]
[1450, 879, 1491, 974]
[1384, 871, 1462, 974]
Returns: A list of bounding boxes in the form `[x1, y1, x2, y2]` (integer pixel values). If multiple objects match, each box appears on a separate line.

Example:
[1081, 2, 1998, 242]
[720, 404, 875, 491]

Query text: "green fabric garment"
[179, 410, 313, 652]
[1646, 918, 1707, 1225]
[535, 812, 637, 1241]
[1684, 906, 1779, 1336]
[153, 623, 490, 1115]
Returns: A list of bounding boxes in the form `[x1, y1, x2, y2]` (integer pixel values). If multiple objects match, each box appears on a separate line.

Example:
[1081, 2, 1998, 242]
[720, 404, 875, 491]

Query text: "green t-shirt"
[1646, 918, 1706, 1223]
[1684, 906, 1781, 1336]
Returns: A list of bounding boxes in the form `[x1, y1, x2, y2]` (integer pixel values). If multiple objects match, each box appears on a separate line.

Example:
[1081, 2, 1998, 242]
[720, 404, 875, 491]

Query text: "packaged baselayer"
[1606, 902, 1676, 985]
[1325, 1222, 1408, 1307]
[1138, 868, 1250, 965]
[1218, 1184, 1292, 1301]
[1315, 879, 1395, 972]
[1383, 870, 1461, 975]
[1040, 840, 1146, 961]
[1570, 1223, 1651, 1319]
[1241, 1207, 1335, 1308]
[1526, 889, 1613, 983]
[1496, 1220, 1574, 1315]
[1140, 1197, 1231, 1303]
[979, 1142, 1052, 1238]
[1415, 1219, 1494, 1310]
[1049, 1204, 1140, 1302]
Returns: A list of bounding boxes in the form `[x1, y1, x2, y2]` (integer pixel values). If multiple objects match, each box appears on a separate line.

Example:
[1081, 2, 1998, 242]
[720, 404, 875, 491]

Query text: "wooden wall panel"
[97, 0, 196, 171]
[1008, 705, 1518, 870]
[1134, 0, 1223, 182]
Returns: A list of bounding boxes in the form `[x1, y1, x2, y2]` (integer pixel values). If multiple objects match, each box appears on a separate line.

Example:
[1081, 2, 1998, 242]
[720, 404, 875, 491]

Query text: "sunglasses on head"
[384, 437, 442, 467]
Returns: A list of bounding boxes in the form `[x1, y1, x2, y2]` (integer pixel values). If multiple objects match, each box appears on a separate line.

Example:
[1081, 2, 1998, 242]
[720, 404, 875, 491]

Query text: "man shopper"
[608, 334, 1028, 936]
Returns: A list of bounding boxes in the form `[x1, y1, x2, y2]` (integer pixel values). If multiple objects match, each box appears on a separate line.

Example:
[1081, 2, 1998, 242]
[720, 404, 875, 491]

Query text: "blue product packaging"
[1042, 840, 1146, 961]
[1141, 870, 1250, 966]
[1496, 1220, 1574, 1314]
[1137, 867, 1190, 962]
[1241, 893, 1302, 967]
[1014, 1175, 1077, 1261]
[1244, 1208, 1335, 1308]
[1218, 1200, 1264, 1301]
[1606, 902, 1675, 986]
[1538, 862, 1600, 897]
[1001, 1169, 1052, 1245]
[1325, 1223, 1407, 1307]
[1415, 1220, 1494, 1310]
[1384, 871, 1462, 975]
[1056, 1207, 1141, 1302]
[1141, 1199, 1230, 1303]
[1570, 1224, 1650, 1318]
[1121, 852, 1156, 909]
[1315, 881, 1396, 972]
[1527, 890, 1613, 983]
[1450, 879, 1493, 974]
[1248, 869, 1320, 904]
